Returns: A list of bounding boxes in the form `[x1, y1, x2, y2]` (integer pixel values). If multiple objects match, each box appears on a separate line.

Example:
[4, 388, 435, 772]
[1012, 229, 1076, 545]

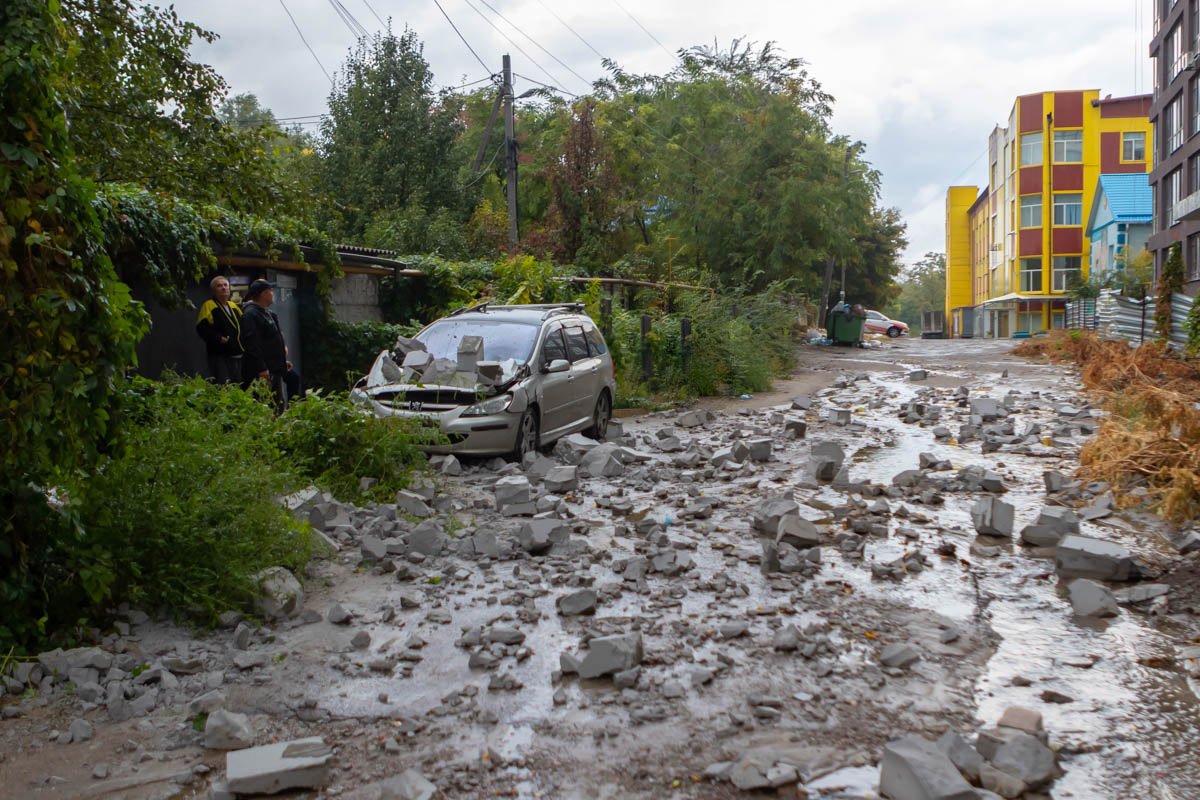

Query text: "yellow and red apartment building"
[945, 90, 1152, 337]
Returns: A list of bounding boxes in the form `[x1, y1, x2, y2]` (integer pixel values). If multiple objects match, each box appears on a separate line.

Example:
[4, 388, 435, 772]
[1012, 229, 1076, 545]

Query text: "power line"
[279, 0, 333, 85]
[445, 74, 500, 91]
[465, 143, 505, 187]
[360, 0, 386, 28]
[474, 0, 593, 90]
[610, 0, 673, 61]
[328, 0, 369, 38]
[461, 0, 567, 92]
[431, 0, 492, 75]
[534, 0, 606, 61]
[513, 72, 578, 98]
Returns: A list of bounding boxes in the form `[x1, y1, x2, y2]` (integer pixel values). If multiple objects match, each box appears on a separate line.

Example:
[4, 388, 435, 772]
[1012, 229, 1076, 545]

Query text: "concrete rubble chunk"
[517, 518, 570, 554]
[979, 764, 1026, 798]
[988, 730, 1057, 788]
[1019, 524, 1065, 548]
[251, 567, 303, 620]
[543, 465, 579, 494]
[1037, 506, 1080, 536]
[880, 642, 920, 669]
[68, 718, 93, 743]
[729, 758, 773, 790]
[970, 497, 1015, 538]
[879, 734, 979, 800]
[576, 632, 644, 679]
[969, 398, 1006, 421]
[378, 769, 437, 800]
[580, 443, 626, 478]
[746, 438, 772, 462]
[557, 589, 598, 616]
[809, 442, 846, 483]
[494, 476, 532, 509]
[996, 706, 1043, 735]
[1114, 583, 1170, 605]
[1067, 578, 1119, 618]
[936, 731, 983, 781]
[407, 521, 446, 556]
[676, 409, 714, 428]
[1177, 531, 1200, 555]
[752, 496, 800, 535]
[205, 708, 255, 751]
[775, 514, 822, 550]
[225, 737, 332, 795]
[554, 433, 600, 464]
[395, 490, 432, 518]
[1055, 535, 1134, 581]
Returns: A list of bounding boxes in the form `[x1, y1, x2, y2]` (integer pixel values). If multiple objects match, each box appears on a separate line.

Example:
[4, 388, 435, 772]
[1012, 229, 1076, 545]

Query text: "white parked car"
[863, 310, 909, 338]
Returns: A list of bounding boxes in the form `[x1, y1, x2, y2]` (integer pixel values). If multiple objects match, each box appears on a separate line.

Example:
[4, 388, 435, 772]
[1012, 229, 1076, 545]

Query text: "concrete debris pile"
[368, 334, 521, 391]
[879, 706, 1061, 800]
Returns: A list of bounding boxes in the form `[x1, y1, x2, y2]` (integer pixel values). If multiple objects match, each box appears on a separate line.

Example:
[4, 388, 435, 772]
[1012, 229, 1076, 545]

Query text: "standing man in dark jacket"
[195, 275, 244, 384]
[240, 279, 291, 408]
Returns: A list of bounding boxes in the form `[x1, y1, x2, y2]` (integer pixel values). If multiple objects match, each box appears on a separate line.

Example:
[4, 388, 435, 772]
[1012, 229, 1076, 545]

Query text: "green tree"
[319, 27, 464, 240]
[1, 0, 149, 647]
[888, 252, 946, 329]
[1155, 242, 1183, 343]
[60, 0, 309, 218]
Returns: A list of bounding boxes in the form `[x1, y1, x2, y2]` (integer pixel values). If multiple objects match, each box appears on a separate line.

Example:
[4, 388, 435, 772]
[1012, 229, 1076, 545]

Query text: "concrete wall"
[328, 273, 383, 323]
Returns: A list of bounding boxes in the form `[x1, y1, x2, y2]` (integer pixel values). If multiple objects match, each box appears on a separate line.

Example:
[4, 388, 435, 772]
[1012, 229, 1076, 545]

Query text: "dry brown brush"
[1015, 331, 1200, 522]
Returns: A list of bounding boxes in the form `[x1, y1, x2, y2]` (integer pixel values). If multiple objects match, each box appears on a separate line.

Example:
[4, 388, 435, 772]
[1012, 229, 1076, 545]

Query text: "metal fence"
[1081, 290, 1195, 348]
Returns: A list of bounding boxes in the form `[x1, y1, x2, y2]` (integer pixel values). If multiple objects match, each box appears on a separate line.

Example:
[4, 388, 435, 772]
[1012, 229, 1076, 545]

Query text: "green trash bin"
[828, 303, 866, 346]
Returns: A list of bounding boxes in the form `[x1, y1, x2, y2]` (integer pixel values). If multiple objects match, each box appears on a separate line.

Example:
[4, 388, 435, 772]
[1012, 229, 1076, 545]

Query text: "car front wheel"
[887, 326, 902, 338]
[512, 407, 540, 460]
[585, 391, 612, 440]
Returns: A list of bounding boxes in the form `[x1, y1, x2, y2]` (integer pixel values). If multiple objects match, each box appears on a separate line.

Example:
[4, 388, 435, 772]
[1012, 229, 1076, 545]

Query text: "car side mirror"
[542, 358, 570, 374]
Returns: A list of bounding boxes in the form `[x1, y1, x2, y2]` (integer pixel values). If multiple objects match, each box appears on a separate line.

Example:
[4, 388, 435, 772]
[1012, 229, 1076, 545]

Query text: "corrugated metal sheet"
[1090, 290, 1194, 348]
[1097, 174, 1152, 223]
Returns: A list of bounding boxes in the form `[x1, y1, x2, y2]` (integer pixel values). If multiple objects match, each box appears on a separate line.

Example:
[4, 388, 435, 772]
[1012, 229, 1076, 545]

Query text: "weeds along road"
[3, 337, 1199, 799]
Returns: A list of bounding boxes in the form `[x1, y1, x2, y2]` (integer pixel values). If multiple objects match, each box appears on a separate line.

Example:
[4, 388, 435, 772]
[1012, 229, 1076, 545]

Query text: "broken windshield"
[415, 319, 540, 364]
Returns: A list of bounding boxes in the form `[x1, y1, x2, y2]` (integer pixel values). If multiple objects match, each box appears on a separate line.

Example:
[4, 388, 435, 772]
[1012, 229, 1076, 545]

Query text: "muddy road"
[3, 337, 1200, 799]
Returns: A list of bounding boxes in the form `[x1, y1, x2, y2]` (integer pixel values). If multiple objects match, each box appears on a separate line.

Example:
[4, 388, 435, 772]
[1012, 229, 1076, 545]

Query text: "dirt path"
[3, 338, 1199, 799]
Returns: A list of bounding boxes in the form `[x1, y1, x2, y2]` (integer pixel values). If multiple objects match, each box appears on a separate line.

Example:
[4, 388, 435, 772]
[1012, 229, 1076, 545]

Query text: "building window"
[1052, 256, 1082, 291]
[1190, 233, 1200, 281]
[1169, 22, 1186, 82]
[1166, 94, 1185, 154]
[1053, 130, 1083, 162]
[1019, 311, 1043, 333]
[1194, 78, 1200, 135]
[1020, 258, 1042, 292]
[1020, 195, 1042, 228]
[1053, 193, 1083, 226]
[1190, 154, 1200, 193]
[1019, 133, 1042, 166]
[1168, 168, 1184, 226]
[1123, 131, 1146, 161]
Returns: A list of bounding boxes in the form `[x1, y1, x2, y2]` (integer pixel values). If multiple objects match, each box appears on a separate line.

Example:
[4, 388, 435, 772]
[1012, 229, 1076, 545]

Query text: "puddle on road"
[306, 339, 1200, 798]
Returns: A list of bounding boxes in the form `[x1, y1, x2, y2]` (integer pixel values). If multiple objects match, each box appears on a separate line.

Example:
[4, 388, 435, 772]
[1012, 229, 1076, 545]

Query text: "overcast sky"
[175, 0, 1154, 269]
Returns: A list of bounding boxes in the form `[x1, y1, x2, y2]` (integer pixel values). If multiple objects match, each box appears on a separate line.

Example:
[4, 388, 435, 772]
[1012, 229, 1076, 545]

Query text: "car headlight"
[460, 394, 513, 417]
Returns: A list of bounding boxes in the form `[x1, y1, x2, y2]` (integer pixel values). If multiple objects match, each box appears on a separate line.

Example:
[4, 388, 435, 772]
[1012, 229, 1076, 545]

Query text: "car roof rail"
[481, 303, 586, 319]
[449, 301, 489, 317]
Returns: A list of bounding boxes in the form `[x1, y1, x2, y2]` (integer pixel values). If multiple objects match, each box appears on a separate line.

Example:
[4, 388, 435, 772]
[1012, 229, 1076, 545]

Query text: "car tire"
[585, 390, 612, 441]
[887, 326, 902, 338]
[512, 407, 540, 460]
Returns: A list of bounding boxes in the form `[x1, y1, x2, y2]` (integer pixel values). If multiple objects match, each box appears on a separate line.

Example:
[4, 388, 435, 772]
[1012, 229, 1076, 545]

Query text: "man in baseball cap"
[240, 279, 291, 408]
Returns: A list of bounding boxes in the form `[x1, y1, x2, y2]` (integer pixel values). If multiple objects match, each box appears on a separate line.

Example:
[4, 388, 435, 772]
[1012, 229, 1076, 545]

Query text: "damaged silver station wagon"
[352, 303, 616, 458]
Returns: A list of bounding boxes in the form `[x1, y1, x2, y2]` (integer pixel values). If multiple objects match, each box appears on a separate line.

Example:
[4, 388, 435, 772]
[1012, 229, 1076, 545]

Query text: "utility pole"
[503, 54, 519, 250]
[818, 145, 859, 330]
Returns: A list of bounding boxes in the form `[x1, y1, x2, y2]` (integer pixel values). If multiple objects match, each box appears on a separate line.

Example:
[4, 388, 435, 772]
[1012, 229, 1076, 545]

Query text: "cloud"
[175, 0, 1153, 265]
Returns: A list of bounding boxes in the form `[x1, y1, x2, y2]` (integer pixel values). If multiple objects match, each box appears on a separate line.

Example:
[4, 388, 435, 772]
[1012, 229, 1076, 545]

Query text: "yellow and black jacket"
[195, 300, 243, 357]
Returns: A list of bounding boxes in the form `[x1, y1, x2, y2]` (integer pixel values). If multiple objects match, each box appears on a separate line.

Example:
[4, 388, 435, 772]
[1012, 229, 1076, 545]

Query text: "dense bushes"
[0, 376, 430, 651]
[301, 314, 414, 390]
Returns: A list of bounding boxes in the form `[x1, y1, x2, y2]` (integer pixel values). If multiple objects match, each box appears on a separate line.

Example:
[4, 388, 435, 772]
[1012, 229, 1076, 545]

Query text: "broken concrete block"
[791, 396, 813, 410]
[517, 518, 569, 554]
[1178, 531, 1200, 555]
[676, 409, 714, 428]
[554, 433, 600, 464]
[401, 349, 432, 370]
[880, 642, 920, 669]
[225, 738, 332, 795]
[577, 632, 643, 679]
[996, 706, 1043, 735]
[988, 729, 1057, 789]
[908, 370, 928, 381]
[494, 475, 532, 509]
[580, 443, 625, 478]
[556, 589, 597, 616]
[728, 758, 773, 790]
[1067, 578, 1119, 618]
[1055, 535, 1134, 581]
[543, 465, 578, 493]
[752, 496, 800, 535]
[1019, 524, 1064, 548]
[784, 419, 808, 438]
[979, 763, 1026, 798]
[832, 408, 852, 426]
[407, 521, 445, 556]
[1037, 506, 1079, 537]
[775, 514, 822, 550]
[746, 438, 772, 462]
[879, 734, 978, 800]
[471, 531, 500, 559]
[970, 496, 1015, 537]
[969, 398, 1006, 421]
[809, 442, 845, 483]
[395, 490, 432, 518]
[936, 731, 982, 782]
[456, 335, 484, 372]
[251, 567, 303, 620]
[377, 769, 436, 800]
[204, 709, 254, 750]
[394, 336, 426, 356]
